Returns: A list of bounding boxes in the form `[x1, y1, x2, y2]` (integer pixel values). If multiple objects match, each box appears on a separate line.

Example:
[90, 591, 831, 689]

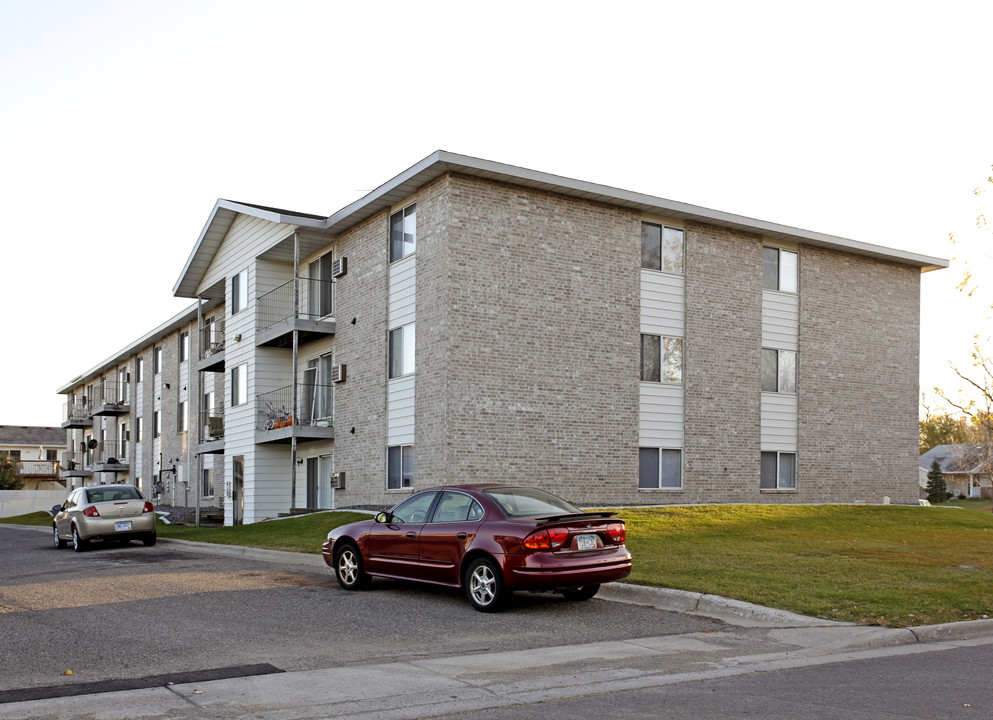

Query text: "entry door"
[232, 456, 244, 525]
[306, 457, 319, 509]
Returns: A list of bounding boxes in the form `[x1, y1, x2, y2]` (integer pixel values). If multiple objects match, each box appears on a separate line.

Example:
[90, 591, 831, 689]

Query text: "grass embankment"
[6, 501, 992, 627]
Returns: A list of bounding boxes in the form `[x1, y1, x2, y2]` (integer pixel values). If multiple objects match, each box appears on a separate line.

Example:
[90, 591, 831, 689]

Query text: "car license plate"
[576, 534, 597, 551]
[115, 521, 132, 532]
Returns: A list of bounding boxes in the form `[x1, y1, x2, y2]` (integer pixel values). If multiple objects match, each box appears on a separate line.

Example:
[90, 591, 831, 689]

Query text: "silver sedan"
[53, 484, 157, 552]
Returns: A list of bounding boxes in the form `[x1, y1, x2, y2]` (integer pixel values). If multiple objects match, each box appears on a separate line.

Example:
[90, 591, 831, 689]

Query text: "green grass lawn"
[6, 501, 992, 627]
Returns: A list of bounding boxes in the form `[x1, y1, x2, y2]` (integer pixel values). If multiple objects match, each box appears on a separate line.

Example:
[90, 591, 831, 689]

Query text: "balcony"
[255, 384, 335, 445]
[92, 382, 130, 416]
[17, 460, 61, 478]
[198, 316, 226, 373]
[60, 451, 92, 478]
[62, 401, 92, 428]
[256, 277, 335, 348]
[90, 441, 129, 473]
[197, 406, 225, 455]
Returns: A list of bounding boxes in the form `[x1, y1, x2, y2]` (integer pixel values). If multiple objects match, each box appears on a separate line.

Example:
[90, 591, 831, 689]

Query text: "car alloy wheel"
[465, 558, 507, 612]
[53, 525, 67, 549]
[334, 544, 369, 590]
[72, 525, 86, 553]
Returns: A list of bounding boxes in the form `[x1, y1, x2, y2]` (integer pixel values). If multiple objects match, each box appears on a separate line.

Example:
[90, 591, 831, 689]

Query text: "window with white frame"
[135, 356, 144, 383]
[136, 416, 143, 443]
[762, 348, 797, 393]
[641, 334, 683, 383]
[232, 269, 248, 314]
[153, 347, 162, 375]
[202, 467, 214, 497]
[639, 448, 682, 489]
[118, 422, 127, 458]
[179, 331, 189, 363]
[763, 247, 798, 292]
[231, 364, 247, 406]
[153, 411, 161, 439]
[641, 222, 684, 274]
[387, 445, 414, 489]
[389, 203, 416, 263]
[389, 323, 415, 379]
[178, 400, 187, 432]
[761, 451, 797, 489]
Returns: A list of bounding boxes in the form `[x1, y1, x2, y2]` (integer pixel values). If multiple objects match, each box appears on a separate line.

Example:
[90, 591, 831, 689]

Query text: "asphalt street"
[2, 523, 992, 719]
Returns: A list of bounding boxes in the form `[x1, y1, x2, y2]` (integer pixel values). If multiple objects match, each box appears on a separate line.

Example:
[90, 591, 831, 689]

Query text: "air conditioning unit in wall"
[331, 472, 345, 489]
[331, 257, 347, 278]
[331, 364, 346, 383]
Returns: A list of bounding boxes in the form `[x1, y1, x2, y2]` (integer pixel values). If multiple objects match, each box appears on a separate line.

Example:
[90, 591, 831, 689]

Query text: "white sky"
[2, 0, 992, 427]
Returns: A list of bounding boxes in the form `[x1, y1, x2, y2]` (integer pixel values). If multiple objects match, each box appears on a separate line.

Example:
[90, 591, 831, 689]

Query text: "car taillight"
[142, 502, 154, 514]
[82, 506, 100, 517]
[607, 522, 626, 543]
[523, 527, 570, 551]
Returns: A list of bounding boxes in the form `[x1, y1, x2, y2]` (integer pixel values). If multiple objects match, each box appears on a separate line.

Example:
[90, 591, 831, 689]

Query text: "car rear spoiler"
[535, 511, 617, 523]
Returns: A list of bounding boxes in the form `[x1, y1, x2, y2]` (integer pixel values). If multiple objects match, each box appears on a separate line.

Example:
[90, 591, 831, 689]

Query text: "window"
[135, 357, 143, 383]
[389, 203, 416, 263]
[1, 450, 21, 461]
[308, 252, 334, 318]
[232, 269, 248, 314]
[231, 364, 247, 406]
[387, 445, 414, 489]
[762, 348, 797, 393]
[763, 247, 798, 292]
[432, 491, 485, 522]
[639, 448, 682, 489]
[153, 347, 162, 375]
[46, 449, 58, 462]
[178, 401, 188, 432]
[118, 422, 127, 459]
[136, 416, 143, 443]
[641, 222, 684, 274]
[117, 367, 129, 402]
[153, 411, 161, 439]
[389, 324, 416, 378]
[179, 332, 189, 363]
[202, 468, 214, 497]
[761, 451, 797, 489]
[641, 334, 683, 383]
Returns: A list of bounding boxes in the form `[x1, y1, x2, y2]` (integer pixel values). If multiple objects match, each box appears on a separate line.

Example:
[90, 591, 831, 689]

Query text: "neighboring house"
[0, 426, 66, 490]
[59, 151, 947, 524]
[919, 444, 992, 499]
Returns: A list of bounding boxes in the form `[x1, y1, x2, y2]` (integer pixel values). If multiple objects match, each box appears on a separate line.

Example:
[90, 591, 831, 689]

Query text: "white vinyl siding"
[762, 290, 799, 350]
[761, 393, 798, 451]
[387, 253, 416, 461]
[639, 383, 684, 447]
[641, 271, 685, 337]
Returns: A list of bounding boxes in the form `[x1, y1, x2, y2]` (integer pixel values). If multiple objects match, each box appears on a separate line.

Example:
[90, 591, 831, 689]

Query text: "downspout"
[195, 296, 202, 527]
[290, 232, 300, 510]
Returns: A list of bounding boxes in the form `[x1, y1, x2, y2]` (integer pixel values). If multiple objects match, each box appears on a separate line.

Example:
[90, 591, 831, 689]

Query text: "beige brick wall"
[798, 246, 921, 504]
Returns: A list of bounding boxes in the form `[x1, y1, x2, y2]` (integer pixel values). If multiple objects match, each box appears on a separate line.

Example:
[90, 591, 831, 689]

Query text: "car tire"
[143, 534, 157, 547]
[71, 525, 86, 553]
[53, 525, 67, 549]
[465, 557, 509, 612]
[559, 584, 600, 602]
[334, 543, 370, 590]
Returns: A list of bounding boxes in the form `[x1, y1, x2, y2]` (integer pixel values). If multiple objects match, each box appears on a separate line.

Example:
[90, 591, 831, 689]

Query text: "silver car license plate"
[576, 534, 597, 551]
[115, 521, 132, 532]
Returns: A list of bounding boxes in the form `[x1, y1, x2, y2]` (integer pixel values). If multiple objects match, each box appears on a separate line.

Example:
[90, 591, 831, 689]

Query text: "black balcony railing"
[256, 277, 334, 333]
[62, 451, 90, 472]
[93, 381, 129, 407]
[200, 406, 225, 443]
[63, 401, 92, 424]
[256, 384, 333, 431]
[200, 317, 226, 360]
[95, 441, 127, 465]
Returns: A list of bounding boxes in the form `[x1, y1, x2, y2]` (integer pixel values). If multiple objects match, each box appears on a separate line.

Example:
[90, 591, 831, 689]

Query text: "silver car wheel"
[469, 564, 496, 606]
[338, 549, 358, 585]
[72, 525, 85, 553]
[53, 525, 66, 549]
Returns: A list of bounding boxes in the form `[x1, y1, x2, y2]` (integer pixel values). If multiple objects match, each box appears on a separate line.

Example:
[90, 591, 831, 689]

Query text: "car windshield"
[484, 487, 582, 517]
[86, 487, 142, 503]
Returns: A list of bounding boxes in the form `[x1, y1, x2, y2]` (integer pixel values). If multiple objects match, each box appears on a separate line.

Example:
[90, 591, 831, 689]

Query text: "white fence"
[0, 490, 68, 518]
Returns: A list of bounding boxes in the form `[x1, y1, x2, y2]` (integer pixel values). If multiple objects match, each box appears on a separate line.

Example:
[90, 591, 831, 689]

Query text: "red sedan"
[321, 484, 632, 611]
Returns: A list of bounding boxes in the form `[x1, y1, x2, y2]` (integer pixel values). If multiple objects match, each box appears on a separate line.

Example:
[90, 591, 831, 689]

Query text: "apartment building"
[59, 151, 946, 524]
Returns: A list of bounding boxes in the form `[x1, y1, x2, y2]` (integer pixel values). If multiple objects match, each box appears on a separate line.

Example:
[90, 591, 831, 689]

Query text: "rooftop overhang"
[173, 153, 948, 302]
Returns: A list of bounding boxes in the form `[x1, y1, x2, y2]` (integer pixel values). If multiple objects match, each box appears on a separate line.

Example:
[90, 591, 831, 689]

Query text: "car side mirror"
[51, 505, 62, 514]
[375, 511, 390, 524]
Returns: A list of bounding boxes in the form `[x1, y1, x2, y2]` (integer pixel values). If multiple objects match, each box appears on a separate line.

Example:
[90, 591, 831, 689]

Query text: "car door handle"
[406, 532, 417, 539]
[457, 532, 467, 540]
